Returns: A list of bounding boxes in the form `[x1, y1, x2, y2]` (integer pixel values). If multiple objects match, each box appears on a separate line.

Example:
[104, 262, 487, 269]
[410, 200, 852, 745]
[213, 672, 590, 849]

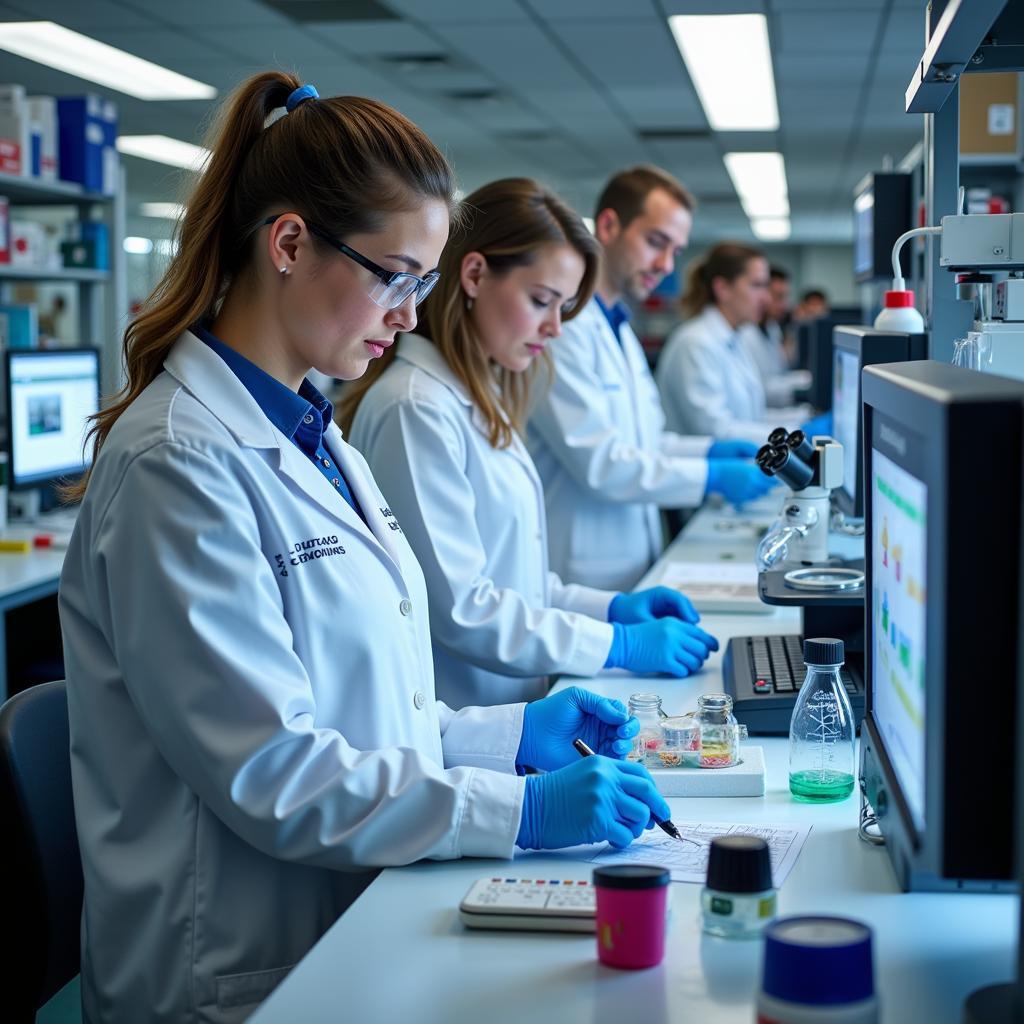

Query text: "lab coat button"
[400, 599, 413, 616]
[413, 690, 426, 710]
[303, 414, 314, 425]
[321, 457, 332, 467]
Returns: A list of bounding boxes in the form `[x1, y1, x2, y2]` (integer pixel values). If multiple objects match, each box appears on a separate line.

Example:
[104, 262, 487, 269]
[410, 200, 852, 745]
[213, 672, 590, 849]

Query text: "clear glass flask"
[627, 693, 663, 766]
[694, 693, 744, 768]
[788, 638, 856, 802]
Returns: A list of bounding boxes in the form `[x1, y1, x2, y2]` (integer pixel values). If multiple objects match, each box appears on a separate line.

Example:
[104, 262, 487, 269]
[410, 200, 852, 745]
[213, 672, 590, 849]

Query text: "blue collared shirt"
[194, 324, 365, 523]
[594, 293, 631, 346]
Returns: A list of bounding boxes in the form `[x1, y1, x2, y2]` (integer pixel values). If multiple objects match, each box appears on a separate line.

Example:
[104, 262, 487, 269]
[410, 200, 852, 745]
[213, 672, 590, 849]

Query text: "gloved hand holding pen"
[516, 756, 671, 851]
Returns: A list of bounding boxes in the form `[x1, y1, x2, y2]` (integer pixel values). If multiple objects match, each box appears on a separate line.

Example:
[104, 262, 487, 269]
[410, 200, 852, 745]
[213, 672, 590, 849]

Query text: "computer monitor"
[5, 347, 100, 491]
[853, 171, 912, 283]
[831, 326, 927, 518]
[804, 313, 862, 411]
[860, 360, 1024, 892]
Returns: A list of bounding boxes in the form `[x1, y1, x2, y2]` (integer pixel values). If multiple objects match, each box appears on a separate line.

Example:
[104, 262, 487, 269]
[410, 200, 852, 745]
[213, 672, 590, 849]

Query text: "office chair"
[0, 680, 83, 1022]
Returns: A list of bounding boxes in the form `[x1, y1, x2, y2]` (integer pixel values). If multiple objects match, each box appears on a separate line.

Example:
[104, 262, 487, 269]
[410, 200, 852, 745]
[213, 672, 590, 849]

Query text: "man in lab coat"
[527, 166, 771, 591]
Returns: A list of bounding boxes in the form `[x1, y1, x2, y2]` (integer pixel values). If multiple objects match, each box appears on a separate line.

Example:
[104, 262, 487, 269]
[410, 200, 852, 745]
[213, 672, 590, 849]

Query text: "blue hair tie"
[286, 84, 319, 113]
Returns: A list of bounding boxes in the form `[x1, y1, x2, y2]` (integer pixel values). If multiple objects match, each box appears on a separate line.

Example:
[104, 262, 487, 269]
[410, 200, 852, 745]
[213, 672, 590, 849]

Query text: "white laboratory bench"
[250, 500, 1017, 1024]
[0, 514, 72, 699]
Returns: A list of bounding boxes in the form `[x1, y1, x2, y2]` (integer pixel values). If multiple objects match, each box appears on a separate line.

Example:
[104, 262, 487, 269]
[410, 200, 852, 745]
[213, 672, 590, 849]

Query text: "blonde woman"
[342, 178, 717, 710]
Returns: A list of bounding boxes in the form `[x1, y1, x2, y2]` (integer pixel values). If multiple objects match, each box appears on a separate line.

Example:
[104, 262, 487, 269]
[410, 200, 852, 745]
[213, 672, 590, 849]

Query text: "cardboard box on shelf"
[27, 96, 58, 181]
[58, 94, 119, 194]
[0, 84, 28, 176]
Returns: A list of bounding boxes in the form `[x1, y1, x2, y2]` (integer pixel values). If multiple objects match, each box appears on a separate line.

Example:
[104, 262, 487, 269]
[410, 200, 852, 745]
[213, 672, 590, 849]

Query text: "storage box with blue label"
[0, 304, 38, 349]
[57, 95, 118, 194]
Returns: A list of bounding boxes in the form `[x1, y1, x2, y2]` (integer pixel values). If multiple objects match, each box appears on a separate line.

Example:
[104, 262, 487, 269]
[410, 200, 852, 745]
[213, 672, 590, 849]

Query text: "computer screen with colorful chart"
[860, 359, 1024, 892]
[871, 446, 926, 833]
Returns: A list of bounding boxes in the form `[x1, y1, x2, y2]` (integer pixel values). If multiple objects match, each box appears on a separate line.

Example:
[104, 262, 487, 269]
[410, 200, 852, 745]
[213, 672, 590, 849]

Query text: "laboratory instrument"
[701, 835, 776, 939]
[788, 638, 855, 804]
[859, 360, 1024, 891]
[593, 864, 670, 970]
[757, 916, 878, 1023]
[458, 877, 595, 932]
[755, 427, 843, 569]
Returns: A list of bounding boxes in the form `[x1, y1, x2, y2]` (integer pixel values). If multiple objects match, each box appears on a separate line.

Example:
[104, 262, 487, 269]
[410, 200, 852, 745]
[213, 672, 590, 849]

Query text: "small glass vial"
[701, 835, 777, 939]
[694, 693, 744, 768]
[627, 693, 662, 766]
[659, 716, 701, 768]
[789, 638, 856, 803]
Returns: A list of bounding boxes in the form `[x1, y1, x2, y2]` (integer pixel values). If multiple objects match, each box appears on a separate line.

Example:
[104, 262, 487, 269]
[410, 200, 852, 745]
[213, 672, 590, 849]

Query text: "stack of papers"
[657, 560, 771, 614]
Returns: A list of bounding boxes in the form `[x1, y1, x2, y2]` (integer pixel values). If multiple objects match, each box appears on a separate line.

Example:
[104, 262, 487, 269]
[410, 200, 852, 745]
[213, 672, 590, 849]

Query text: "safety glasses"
[262, 216, 440, 310]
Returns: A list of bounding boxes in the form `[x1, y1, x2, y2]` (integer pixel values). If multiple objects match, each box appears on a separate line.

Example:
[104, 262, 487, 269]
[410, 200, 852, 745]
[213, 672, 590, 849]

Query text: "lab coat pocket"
[215, 963, 294, 1011]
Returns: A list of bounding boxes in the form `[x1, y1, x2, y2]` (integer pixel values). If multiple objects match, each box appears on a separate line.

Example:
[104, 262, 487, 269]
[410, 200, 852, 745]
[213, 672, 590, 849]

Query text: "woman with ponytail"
[60, 76, 668, 1023]
[656, 241, 796, 444]
[341, 178, 717, 711]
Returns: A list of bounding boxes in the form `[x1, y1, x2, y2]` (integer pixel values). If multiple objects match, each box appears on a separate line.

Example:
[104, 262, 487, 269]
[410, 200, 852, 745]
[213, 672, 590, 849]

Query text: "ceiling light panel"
[668, 14, 779, 131]
[0, 22, 216, 100]
[117, 136, 210, 171]
[724, 151, 790, 218]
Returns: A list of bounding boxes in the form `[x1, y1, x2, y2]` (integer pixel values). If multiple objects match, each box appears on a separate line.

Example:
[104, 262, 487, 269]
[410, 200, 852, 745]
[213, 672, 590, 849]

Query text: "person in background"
[657, 242, 809, 445]
[525, 166, 772, 592]
[341, 178, 717, 710]
[59, 73, 669, 1024]
[745, 264, 811, 407]
[793, 287, 830, 322]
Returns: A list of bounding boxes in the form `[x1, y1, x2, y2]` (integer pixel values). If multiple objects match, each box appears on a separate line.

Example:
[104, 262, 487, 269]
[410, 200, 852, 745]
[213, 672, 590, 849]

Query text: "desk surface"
[251, 500, 1017, 1024]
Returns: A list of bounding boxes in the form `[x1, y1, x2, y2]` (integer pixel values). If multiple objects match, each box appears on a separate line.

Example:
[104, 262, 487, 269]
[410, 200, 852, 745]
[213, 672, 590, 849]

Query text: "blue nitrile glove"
[801, 410, 833, 437]
[604, 619, 719, 677]
[516, 756, 672, 850]
[707, 439, 760, 459]
[609, 586, 699, 626]
[518, 686, 639, 772]
[705, 458, 777, 506]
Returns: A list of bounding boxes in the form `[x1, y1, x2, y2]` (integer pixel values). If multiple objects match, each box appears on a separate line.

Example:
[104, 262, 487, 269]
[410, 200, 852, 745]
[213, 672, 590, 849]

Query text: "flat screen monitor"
[831, 326, 927, 517]
[5, 348, 100, 491]
[853, 172, 912, 283]
[804, 314, 862, 411]
[860, 360, 1024, 891]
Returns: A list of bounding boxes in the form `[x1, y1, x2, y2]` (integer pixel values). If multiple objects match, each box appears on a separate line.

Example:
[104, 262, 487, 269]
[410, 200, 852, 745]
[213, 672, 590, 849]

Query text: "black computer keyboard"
[722, 634, 865, 735]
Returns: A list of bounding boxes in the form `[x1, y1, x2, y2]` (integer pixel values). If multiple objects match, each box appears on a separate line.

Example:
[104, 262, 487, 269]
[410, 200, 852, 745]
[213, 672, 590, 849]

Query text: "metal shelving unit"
[0, 167, 126, 398]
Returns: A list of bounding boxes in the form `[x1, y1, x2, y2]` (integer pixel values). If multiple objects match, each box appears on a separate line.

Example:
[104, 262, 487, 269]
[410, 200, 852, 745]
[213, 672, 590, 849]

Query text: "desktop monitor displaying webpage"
[8, 349, 99, 488]
[871, 444, 927, 833]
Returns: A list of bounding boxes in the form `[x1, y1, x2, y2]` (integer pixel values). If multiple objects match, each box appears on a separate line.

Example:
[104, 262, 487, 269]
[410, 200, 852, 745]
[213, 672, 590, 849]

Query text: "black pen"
[572, 737, 695, 845]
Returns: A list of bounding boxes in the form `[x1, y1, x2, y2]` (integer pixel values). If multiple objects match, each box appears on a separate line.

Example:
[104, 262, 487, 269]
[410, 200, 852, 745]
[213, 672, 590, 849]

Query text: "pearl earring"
[279, 266, 289, 276]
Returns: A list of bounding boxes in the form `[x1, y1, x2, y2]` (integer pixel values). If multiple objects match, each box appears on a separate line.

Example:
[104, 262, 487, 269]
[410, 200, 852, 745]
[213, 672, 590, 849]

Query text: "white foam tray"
[648, 745, 766, 797]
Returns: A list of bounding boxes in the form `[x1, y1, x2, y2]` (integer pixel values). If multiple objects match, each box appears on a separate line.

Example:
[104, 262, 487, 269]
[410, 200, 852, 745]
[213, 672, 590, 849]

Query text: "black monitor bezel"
[5, 346, 101, 492]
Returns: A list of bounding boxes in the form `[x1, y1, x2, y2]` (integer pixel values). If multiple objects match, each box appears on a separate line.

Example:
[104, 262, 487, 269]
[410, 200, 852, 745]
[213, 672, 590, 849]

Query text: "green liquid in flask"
[789, 769, 855, 803]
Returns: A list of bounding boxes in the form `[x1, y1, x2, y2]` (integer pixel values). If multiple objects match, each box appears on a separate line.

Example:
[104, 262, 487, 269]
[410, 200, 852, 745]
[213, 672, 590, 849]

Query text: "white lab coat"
[743, 321, 810, 408]
[657, 305, 771, 444]
[59, 331, 525, 1024]
[349, 333, 616, 709]
[526, 298, 711, 591]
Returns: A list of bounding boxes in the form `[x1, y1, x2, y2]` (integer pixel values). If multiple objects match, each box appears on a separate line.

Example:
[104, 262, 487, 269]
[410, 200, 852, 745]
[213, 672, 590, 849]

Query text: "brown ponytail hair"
[680, 241, 765, 319]
[66, 70, 458, 500]
[339, 177, 598, 450]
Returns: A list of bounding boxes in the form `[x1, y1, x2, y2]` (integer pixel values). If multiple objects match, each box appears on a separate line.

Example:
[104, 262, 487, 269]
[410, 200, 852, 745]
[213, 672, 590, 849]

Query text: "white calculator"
[459, 876, 596, 932]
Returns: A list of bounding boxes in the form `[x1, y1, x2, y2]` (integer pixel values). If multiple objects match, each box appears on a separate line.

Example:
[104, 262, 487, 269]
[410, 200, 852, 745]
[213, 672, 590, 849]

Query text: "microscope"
[754, 428, 844, 570]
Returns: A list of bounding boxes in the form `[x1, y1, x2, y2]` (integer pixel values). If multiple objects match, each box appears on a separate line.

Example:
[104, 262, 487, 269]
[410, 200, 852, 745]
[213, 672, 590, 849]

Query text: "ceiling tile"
[777, 11, 883, 53]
